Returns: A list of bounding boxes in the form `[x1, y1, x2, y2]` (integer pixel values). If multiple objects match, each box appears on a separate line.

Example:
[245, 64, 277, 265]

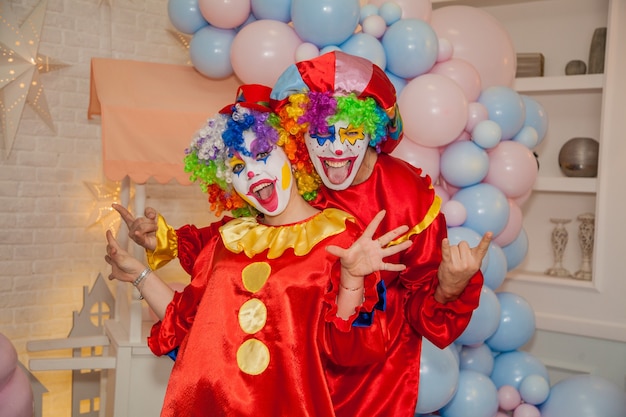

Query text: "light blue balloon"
[478, 86, 526, 140]
[251, 0, 291, 22]
[385, 71, 406, 97]
[521, 95, 549, 146]
[519, 374, 550, 405]
[359, 4, 379, 23]
[483, 242, 507, 290]
[454, 285, 500, 346]
[501, 228, 528, 271]
[167, 0, 208, 35]
[459, 343, 495, 376]
[339, 33, 387, 70]
[540, 375, 626, 417]
[382, 18, 438, 79]
[320, 45, 342, 54]
[512, 125, 539, 149]
[485, 291, 536, 352]
[378, 2, 402, 25]
[452, 183, 510, 237]
[440, 141, 489, 188]
[189, 26, 235, 79]
[440, 370, 499, 417]
[472, 119, 502, 150]
[490, 350, 549, 390]
[291, 0, 360, 47]
[416, 339, 460, 414]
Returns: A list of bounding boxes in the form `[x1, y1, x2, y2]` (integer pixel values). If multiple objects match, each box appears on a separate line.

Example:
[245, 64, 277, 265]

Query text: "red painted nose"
[335, 149, 343, 156]
[247, 171, 254, 179]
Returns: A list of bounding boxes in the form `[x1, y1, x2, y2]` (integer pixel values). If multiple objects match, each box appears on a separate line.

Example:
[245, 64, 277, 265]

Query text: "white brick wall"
[0, 1, 214, 415]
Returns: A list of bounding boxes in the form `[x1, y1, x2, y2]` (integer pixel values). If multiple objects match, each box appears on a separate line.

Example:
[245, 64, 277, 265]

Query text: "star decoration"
[84, 180, 133, 232]
[167, 29, 192, 65]
[0, 0, 67, 157]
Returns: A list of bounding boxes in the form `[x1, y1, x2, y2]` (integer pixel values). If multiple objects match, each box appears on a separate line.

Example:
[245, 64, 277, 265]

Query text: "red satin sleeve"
[147, 234, 220, 356]
[403, 214, 483, 349]
[176, 217, 231, 275]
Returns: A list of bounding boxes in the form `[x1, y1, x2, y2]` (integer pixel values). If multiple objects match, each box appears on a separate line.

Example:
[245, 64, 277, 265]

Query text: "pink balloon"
[0, 365, 33, 417]
[466, 102, 489, 133]
[494, 199, 523, 247]
[437, 37, 453, 62]
[231, 20, 302, 85]
[398, 73, 468, 148]
[513, 403, 541, 417]
[368, 0, 432, 22]
[430, 58, 482, 102]
[390, 138, 440, 181]
[198, 0, 251, 29]
[0, 334, 17, 390]
[442, 200, 467, 227]
[434, 185, 450, 205]
[431, 5, 516, 89]
[498, 384, 522, 411]
[484, 141, 538, 198]
[513, 187, 532, 207]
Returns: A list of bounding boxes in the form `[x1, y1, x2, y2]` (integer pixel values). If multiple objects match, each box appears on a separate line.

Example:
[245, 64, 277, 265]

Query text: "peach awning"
[88, 58, 241, 184]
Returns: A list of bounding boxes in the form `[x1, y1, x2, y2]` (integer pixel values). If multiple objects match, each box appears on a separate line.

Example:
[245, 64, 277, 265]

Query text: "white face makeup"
[230, 130, 293, 216]
[304, 119, 370, 190]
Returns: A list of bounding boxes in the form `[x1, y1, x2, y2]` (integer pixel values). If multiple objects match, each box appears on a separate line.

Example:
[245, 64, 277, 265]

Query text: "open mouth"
[320, 157, 356, 184]
[247, 179, 279, 212]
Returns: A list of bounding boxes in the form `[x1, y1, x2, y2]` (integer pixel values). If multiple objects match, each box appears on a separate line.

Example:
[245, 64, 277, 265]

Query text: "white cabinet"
[433, 0, 626, 344]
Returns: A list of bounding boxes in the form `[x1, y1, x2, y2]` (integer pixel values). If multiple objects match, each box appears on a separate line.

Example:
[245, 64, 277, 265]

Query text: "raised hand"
[104, 230, 146, 283]
[326, 210, 412, 285]
[436, 231, 493, 303]
[112, 203, 158, 251]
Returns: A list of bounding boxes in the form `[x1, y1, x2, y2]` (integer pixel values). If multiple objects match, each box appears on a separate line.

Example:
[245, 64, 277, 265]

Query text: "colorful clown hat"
[220, 83, 272, 114]
[270, 51, 403, 153]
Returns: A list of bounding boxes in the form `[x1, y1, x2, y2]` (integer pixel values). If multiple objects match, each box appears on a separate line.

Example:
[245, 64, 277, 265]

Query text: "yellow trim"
[220, 208, 353, 259]
[388, 194, 442, 247]
[146, 214, 179, 270]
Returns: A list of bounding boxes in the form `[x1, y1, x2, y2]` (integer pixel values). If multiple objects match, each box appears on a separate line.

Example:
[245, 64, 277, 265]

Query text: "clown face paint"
[230, 130, 293, 216]
[305, 120, 369, 190]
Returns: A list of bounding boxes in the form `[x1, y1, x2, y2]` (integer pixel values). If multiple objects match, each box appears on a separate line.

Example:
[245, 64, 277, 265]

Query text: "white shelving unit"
[433, 0, 626, 347]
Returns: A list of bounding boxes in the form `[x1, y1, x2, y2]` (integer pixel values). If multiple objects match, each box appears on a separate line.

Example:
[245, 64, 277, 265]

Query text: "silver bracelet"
[133, 267, 152, 300]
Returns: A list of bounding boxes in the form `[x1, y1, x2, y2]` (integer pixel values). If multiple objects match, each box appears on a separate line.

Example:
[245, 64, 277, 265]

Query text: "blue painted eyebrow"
[310, 125, 336, 146]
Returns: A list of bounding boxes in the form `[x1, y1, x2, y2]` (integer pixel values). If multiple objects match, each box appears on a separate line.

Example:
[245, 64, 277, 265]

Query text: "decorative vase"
[558, 137, 599, 177]
[573, 213, 595, 280]
[546, 218, 572, 277]
[588, 27, 607, 74]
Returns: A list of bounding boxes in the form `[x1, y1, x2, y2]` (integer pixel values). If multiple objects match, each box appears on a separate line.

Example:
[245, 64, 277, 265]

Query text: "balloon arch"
[165, 1, 626, 417]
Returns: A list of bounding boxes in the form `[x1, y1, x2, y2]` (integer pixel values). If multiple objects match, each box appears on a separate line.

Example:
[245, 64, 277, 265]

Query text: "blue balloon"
[483, 242, 507, 290]
[416, 339, 460, 414]
[519, 374, 550, 405]
[339, 33, 387, 70]
[540, 375, 626, 417]
[459, 343, 495, 376]
[478, 86, 526, 140]
[168, 0, 209, 34]
[452, 183, 510, 237]
[521, 95, 549, 146]
[440, 370, 499, 417]
[440, 141, 489, 188]
[455, 285, 500, 346]
[291, 0, 360, 47]
[512, 125, 539, 149]
[472, 119, 502, 149]
[359, 4, 379, 23]
[189, 26, 235, 79]
[485, 292, 535, 352]
[251, 0, 292, 22]
[378, 2, 402, 25]
[490, 350, 549, 390]
[501, 228, 529, 271]
[382, 19, 438, 79]
[385, 71, 406, 96]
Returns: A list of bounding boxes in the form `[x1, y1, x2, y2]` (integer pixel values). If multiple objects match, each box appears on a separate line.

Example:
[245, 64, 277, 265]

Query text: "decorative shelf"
[533, 177, 597, 193]
[513, 74, 604, 93]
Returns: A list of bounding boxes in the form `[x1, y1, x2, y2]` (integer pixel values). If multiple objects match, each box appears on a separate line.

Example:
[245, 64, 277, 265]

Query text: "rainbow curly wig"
[184, 104, 321, 218]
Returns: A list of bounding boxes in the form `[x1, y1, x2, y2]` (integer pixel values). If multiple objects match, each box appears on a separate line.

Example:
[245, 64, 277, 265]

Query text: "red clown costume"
[149, 52, 483, 417]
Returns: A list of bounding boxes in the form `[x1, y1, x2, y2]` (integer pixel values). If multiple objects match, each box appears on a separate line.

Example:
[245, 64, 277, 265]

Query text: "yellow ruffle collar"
[219, 208, 354, 259]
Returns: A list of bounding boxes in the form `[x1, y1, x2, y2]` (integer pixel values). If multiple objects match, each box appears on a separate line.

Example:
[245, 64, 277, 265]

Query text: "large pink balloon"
[390, 138, 440, 181]
[368, 0, 432, 22]
[398, 73, 468, 148]
[0, 365, 33, 417]
[430, 58, 482, 102]
[198, 0, 251, 29]
[485, 141, 538, 198]
[230, 20, 302, 86]
[494, 199, 523, 247]
[430, 6, 516, 89]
